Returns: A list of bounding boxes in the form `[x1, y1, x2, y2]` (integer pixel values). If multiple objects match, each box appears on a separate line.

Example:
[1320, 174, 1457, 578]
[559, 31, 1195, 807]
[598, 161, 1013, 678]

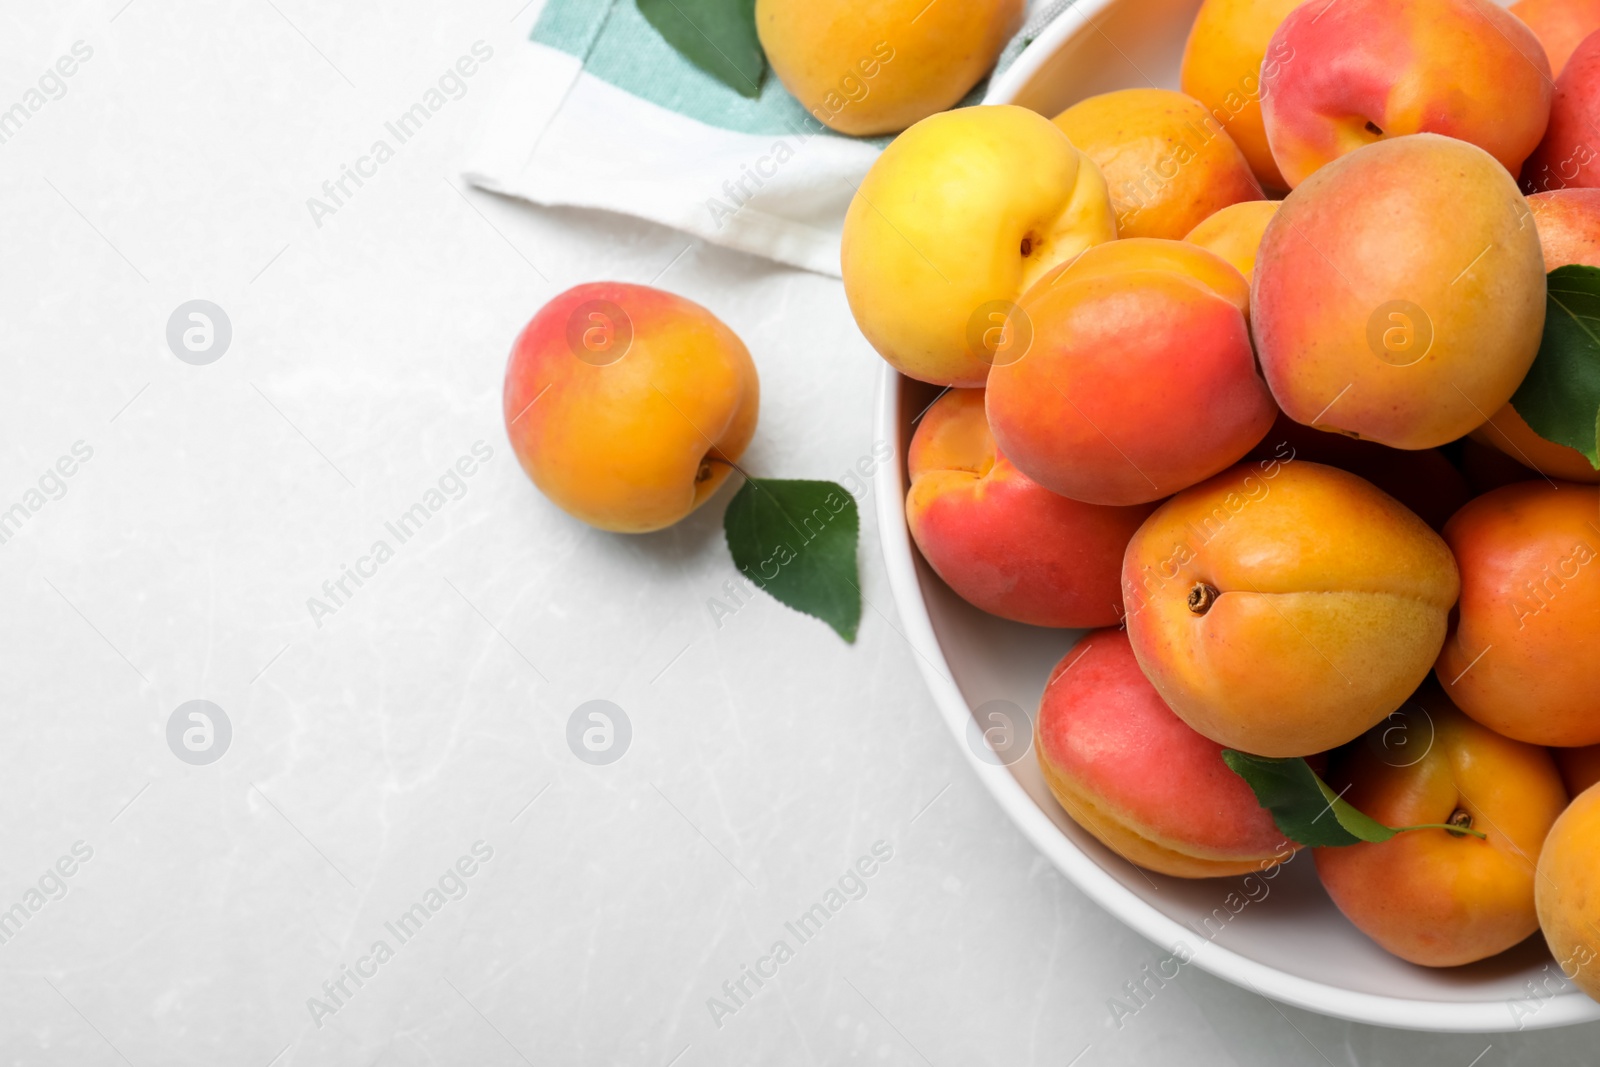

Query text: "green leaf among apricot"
[636, 0, 767, 99]
[1221, 751, 1485, 848]
[723, 478, 862, 642]
[1511, 264, 1600, 469]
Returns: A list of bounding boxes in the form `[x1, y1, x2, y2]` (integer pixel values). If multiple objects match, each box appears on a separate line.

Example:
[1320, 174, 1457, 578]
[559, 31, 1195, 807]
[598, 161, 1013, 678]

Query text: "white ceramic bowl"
[871, 2, 1600, 1032]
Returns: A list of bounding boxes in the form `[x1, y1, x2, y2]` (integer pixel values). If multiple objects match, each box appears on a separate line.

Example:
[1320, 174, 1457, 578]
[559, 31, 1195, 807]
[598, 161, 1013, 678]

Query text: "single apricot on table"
[1123, 461, 1460, 757]
[1437, 481, 1600, 746]
[503, 282, 759, 533]
[1316, 689, 1567, 967]
[1035, 628, 1298, 878]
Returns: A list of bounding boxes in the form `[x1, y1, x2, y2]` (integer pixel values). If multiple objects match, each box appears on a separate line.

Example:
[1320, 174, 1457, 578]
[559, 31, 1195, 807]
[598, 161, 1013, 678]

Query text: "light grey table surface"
[1, 1, 1596, 1064]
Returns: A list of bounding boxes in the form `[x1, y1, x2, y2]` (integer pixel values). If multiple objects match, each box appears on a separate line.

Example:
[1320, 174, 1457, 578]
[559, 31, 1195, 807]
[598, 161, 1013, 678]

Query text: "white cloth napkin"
[463, 1, 1068, 278]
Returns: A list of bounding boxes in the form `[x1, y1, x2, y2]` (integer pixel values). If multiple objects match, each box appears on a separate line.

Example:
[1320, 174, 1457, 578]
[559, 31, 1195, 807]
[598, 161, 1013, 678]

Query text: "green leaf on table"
[1511, 263, 1600, 469]
[723, 478, 861, 642]
[636, 0, 767, 99]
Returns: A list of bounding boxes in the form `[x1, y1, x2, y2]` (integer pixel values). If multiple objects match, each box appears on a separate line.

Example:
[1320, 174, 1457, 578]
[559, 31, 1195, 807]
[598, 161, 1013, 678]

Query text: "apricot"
[503, 282, 758, 533]
[841, 105, 1116, 387]
[1260, 0, 1551, 188]
[1470, 189, 1600, 483]
[1253, 135, 1548, 449]
[1123, 461, 1460, 757]
[1051, 88, 1264, 240]
[906, 389, 1155, 628]
[1437, 482, 1600, 746]
[1529, 187, 1600, 265]
[1316, 690, 1567, 967]
[756, 0, 1022, 136]
[1554, 745, 1600, 795]
[1472, 408, 1600, 484]
[1537, 782, 1600, 999]
[1182, 200, 1279, 282]
[1179, 0, 1302, 190]
[1035, 628, 1297, 878]
[1512, 0, 1600, 74]
[1247, 413, 1471, 531]
[986, 239, 1274, 506]
[1523, 32, 1600, 192]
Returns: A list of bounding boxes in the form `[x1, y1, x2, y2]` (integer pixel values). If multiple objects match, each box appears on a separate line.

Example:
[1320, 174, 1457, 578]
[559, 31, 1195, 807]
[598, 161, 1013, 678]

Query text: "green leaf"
[636, 0, 767, 99]
[723, 478, 861, 642]
[1307, 773, 1398, 845]
[1511, 263, 1600, 469]
[1220, 752, 1375, 847]
[1220, 751, 1487, 847]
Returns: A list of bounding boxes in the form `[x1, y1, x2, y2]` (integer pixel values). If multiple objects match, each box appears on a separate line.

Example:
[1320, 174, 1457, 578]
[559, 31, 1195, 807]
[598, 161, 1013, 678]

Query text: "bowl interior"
[885, 10, 1598, 1025]
[989, 0, 1204, 105]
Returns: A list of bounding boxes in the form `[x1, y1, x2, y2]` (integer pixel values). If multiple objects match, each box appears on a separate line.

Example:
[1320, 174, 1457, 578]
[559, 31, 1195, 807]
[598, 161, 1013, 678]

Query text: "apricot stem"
[1187, 582, 1219, 615]
[697, 455, 733, 484]
[1396, 812, 1487, 841]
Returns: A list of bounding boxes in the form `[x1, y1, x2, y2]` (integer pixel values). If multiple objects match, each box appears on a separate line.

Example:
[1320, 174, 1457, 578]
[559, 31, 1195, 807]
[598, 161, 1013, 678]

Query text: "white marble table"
[1, 1, 1595, 1063]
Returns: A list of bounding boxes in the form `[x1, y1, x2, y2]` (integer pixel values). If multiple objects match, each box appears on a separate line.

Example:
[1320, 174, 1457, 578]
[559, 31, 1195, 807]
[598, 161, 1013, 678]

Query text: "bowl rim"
[872, 364, 1600, 1032]
[984, 0, 1125, 108]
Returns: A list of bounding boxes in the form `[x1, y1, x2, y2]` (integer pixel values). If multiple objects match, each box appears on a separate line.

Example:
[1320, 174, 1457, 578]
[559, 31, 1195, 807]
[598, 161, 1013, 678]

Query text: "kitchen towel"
[463, 0, 1068, 277]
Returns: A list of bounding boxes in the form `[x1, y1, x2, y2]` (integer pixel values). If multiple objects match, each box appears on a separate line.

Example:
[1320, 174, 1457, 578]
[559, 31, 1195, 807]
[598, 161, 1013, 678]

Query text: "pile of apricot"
[849, 0, 1600, 994]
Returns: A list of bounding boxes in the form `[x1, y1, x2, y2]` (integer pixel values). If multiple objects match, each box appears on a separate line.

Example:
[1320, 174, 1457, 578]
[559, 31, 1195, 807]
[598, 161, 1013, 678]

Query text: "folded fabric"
[463, 0, 1068, 277]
